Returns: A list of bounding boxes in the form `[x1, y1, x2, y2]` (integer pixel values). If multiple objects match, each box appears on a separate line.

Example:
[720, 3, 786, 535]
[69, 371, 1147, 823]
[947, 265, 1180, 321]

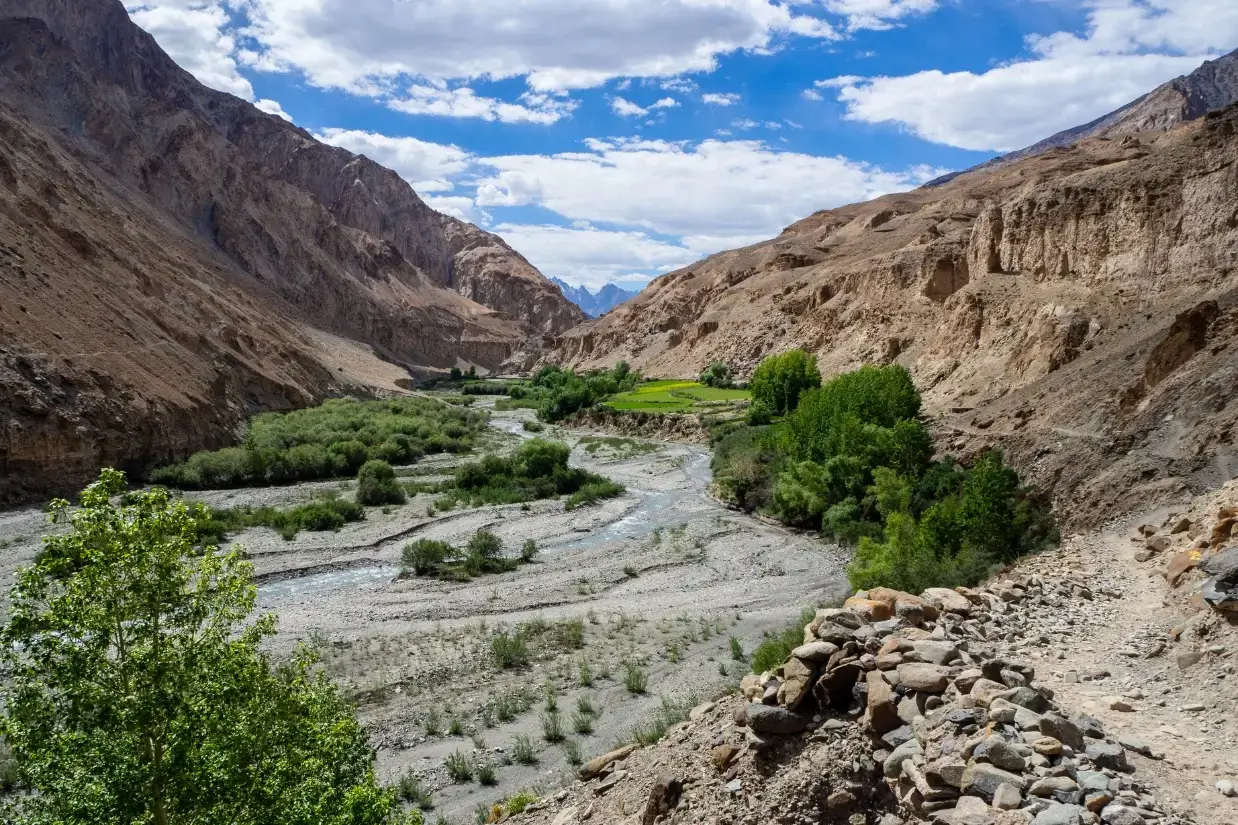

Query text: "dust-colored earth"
[0, 406, 852, 822]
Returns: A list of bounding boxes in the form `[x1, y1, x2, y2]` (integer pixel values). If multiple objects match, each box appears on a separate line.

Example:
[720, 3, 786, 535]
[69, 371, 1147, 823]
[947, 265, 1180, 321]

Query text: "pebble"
[1218, 779, 1237, 797]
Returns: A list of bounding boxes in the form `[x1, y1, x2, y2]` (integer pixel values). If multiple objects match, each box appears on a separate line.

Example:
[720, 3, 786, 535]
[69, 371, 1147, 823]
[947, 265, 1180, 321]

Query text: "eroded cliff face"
[0, 0, 580, 502]
[554, 109, 1238, 526]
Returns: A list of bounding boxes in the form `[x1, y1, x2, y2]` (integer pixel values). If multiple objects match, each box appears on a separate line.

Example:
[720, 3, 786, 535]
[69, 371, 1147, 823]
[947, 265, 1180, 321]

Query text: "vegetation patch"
[712, 354, 1058, 593]
[603, 379, 749, 414]
[151, 396, 485, 489]
[578, 436, 659, 459]
[200, 491, 364, 542]
[433, 438, 624, 510]
[402, 530, 529, 582]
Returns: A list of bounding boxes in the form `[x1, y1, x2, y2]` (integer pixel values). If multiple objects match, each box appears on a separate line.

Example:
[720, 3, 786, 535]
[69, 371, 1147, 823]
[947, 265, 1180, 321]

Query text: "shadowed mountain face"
[0, 0, 584, 502]
[550, 278, 640, 317]
[927, 47, 1238, 187]
[550, 104, 1238, 528]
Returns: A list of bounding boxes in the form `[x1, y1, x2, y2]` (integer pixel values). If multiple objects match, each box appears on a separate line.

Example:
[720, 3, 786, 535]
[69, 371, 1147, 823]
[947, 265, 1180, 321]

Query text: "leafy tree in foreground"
[0, 469, 415, 825]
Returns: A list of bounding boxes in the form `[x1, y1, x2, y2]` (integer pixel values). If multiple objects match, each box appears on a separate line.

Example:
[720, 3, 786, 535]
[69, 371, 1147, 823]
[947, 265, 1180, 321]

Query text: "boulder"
[932, 795, 995, 825]
[579, 744, 637, 779]
[978, 738, 1025, 772]
[914, 640, 961, 666]
[922, 587, 974, 615]
[992, 783, 1022, 811]
[898, 663, 950, 692]
[844, 597, 893, 622]
[1166, 549, 1202, 586]
[868, 587, 941, 621]
[777, 657, 816, 710]
[1145, 535, 1170, 553]
[1202, 577, 1238, 613]
[883, 738, 924, 779]
[1084, 741, 1129, 772]
[970, 679, 1010, 707]
[1099, 807, 1144, 825]
[867, 670, 901, 733]
[745, 704, 811, 735]
[791, 640, 839, 663]
[963, 764, 1026, 801]
[1033, 803, 1087, 825]
[640, 774, 682, 825]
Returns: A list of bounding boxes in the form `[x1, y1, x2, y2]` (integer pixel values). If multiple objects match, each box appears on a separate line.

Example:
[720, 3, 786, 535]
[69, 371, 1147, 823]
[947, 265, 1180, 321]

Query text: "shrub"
[572, 712, 594, 735]
[576, 695, 596, 716]
[490, 632, 529, 669]
[396, 772, 434, 810]
[623, 662, 649, 694]
[403, 539, 455, 576]
[729, 636, 745, 661]
[356, 460, 407, 506]
[444, 750, 473, 782]
[522, 420, 544, 433]
[505, 790, 539, 815]
[475, 761, 497, 786]
[749, 349, 821, 415]
[700, 362, 732, 388]
[520, 539, 538, 562]
[541, 711, 565, 743]
[751, 607, 817, 674]
[465, 530, 505, 575]
[632, 696, 695, 746]
[565, 481, 626, 511]
[511, 734, 537, 765]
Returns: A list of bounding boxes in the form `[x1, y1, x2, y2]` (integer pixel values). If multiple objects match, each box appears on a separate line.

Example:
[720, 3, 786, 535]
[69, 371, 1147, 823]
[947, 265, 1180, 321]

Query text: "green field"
[602, 380, 750, 413]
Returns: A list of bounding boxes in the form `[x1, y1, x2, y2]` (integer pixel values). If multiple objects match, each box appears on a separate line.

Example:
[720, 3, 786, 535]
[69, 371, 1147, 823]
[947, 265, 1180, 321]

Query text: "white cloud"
[764, 121, 782, 129]
[255, 98, 293, 121]
[234, 0, 837, 94]
[702, 92, 742, 105]
[823, 0, 1238, 151]
[389, 84, 577, 124]
[801, 88, 824, 101]
[474, 137, 941, 239]
[611, 96, 678, 117]
[823, 0, 939, 32]
[660, 77, 699, 93]
[732, 118, 760, 129]
[815, 75, 863, 88]
[611, 97, 649, 117]
[424, 195, 491, 224]
[314, 128, 473, 194]
[124, 2, 254, 99]
[490, 224, 694, 289]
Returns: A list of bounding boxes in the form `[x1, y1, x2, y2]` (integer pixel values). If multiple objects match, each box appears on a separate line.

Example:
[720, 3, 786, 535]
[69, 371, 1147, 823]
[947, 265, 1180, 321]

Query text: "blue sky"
[124, 1, 1233, 291]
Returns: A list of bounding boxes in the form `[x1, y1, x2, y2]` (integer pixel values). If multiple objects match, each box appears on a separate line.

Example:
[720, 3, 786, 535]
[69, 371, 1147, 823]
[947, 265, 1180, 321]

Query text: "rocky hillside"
[0, 0, 582, 502]
[928, 47, 1238, 186]
[551, 103, 1238, 529]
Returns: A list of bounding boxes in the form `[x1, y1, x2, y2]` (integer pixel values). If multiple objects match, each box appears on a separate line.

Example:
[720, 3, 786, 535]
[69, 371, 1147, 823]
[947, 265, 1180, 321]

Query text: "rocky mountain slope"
[551, 278, 639, 317]
[928, 48, 1238, 186]
[0, 0, 582, 502]
[551, 104, 1238, 529]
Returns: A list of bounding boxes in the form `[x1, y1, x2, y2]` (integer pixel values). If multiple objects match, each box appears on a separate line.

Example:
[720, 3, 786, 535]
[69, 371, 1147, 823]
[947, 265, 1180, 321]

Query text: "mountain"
[927, 47, 1238, 187]
[550, 103, 1238, 528]
[0, 0, 583, 502]
[550, 278, 639, 317]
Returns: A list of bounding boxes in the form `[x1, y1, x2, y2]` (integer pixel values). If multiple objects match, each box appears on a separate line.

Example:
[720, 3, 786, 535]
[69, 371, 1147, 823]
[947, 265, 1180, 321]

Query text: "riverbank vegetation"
[711, 354, 1057, 592]
[432, 439, 624, 511]
[150, 397, 486, 489]
[401, 531, 535, 581]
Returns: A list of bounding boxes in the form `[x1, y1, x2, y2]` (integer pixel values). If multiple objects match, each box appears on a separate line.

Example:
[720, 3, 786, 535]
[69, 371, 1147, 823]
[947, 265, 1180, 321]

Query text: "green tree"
[699, 362, 732, 388]
[402, 539, 455, 576]
[748, 350, 821, 415]
[0, 470, 411, 825]
[356, 460, 406, 506]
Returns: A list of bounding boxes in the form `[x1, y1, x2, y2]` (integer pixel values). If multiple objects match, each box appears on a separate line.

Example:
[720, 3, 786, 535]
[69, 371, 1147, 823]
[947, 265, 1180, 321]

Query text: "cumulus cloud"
[232, 0, 838, 93]
[473, 137, 940, 239]
[489, 224, 693, 289]
[314, 128, 473, 194]
[124, 1, 253, 99]
[821, 0, 1237, 151]
[611, 96, 678, 117]
[389, 84, 577, 124]
[702, 92, 742, 105]
[255, 98, 292, 120]
[823, 0, 939, 32]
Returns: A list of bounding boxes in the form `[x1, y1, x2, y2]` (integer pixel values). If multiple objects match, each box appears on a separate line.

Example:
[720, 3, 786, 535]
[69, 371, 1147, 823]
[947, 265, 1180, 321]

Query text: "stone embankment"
[523, 572, 1215, 825]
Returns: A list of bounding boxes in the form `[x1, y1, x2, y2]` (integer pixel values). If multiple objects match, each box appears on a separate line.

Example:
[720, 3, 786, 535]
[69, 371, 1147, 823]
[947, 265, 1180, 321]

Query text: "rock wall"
[550, 107, 1238, 528]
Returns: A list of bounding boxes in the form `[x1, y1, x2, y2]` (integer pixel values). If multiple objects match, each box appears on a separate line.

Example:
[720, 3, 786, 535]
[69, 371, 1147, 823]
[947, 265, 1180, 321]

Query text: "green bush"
[403, 539, 454, 576]
[699, 362, 732, 388]
[202, 493, 365, 542]
[443, 438, 624, 510]
[564, 480, 626, 511]
[465, 530, 507, 576]
[491, 632, 530, 670]
[356, 459, 406, 506]
[151, 396, 485, 490]
[748, 349, 820, 415]
[520, 539, 538, 562]
[522, 420, 544, 433]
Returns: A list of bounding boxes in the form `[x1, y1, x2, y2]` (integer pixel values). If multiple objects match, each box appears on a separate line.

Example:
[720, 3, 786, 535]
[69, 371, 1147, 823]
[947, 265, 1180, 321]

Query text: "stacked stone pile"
[737, 583, 1195, 825]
